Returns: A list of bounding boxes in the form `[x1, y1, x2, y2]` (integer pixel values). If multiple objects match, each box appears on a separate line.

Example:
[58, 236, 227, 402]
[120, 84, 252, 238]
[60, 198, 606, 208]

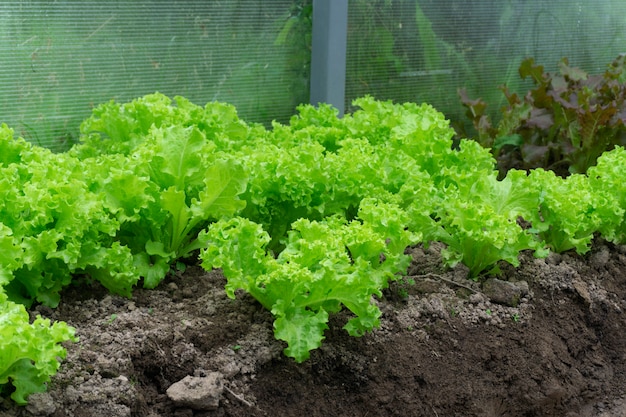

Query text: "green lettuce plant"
[587, 146, 626, 243]
[434, 168, 548, 277]
[526, 168, 622, 254]
[0, 291, 77, 405]
[199, 198, 414, 362]
[0, 124, 136, 307]
[71, 95, 250, 288]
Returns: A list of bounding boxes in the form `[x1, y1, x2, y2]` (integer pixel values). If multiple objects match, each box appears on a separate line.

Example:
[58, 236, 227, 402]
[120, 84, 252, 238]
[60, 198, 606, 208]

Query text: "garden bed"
[3, 239, 625, 417]
[3, 93, 626, 417]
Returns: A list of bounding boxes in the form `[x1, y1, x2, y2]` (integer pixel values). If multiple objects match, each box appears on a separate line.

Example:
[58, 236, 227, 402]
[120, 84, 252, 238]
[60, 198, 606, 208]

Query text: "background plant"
[460, 55, 626, 177]
[345, 0, 626, 136]
[0, 1, 306, 151]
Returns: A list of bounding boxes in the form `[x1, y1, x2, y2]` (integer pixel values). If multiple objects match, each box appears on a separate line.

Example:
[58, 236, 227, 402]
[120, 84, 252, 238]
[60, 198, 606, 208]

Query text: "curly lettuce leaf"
[74, 92, 252, 157]
[526, 168, 620, 254]
[587, 146, 626, 243]
[0, 224, 22, 287]
[0, 128, 136, 306]
[199, 199, 412, 362]
[76, 123, 248, 289]
[436, 169, 547, 277]
[0, 291, 77, 405]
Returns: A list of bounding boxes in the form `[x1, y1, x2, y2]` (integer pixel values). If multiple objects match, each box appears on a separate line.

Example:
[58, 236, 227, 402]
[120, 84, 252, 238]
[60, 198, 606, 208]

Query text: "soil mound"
[2, 240, 626, 417]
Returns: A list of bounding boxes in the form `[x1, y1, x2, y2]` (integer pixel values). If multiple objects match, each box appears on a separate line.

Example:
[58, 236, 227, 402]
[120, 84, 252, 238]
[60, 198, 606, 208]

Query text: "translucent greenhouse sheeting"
[344, 0, 626, 129]
[0, 1, 310, 150]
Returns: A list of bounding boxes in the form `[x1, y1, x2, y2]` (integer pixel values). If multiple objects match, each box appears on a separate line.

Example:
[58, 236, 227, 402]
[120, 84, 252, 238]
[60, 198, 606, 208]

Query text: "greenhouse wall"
[0, 0, 310, 150]
[344, 0, 626, 131]
[1, 0, 626, 150]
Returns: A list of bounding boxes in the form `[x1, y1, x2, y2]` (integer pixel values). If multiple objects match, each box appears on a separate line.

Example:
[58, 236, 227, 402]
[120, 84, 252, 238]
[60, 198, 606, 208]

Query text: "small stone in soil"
[482, 278, 529, 307]
[166, 372, 224, 410]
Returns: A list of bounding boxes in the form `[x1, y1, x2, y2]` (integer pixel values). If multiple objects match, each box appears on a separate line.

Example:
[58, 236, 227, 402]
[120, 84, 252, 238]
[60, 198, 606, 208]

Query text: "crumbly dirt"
[2, 239, 626, 417]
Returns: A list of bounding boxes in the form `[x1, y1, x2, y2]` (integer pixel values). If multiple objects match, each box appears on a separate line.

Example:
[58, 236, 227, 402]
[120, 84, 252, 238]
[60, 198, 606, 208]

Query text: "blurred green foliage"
[0, 1, 310, 151]
[344, 0, 626, 132]
[3, 0, 626, 151]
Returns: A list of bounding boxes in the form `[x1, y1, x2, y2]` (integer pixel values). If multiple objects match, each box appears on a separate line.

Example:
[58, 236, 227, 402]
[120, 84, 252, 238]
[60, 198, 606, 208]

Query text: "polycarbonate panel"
[345, 0, 626, 130]
[0, 1, 310, 150]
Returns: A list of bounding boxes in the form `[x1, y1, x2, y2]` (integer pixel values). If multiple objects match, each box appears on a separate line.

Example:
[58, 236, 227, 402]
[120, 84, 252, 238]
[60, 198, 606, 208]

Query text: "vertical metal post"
[310, 0, 348, 116]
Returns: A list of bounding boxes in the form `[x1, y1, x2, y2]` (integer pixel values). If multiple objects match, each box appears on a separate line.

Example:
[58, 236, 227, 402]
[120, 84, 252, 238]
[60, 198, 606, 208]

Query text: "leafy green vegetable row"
[2, 93, 626, 403]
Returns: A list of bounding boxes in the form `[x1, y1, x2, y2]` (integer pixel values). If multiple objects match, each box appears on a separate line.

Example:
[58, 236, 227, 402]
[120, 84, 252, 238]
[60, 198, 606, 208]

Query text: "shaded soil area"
[2, 240, 626, 417]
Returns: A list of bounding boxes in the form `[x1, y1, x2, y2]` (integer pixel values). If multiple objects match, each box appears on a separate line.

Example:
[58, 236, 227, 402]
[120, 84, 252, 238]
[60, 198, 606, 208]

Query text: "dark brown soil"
[2, 240, 626, 417]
